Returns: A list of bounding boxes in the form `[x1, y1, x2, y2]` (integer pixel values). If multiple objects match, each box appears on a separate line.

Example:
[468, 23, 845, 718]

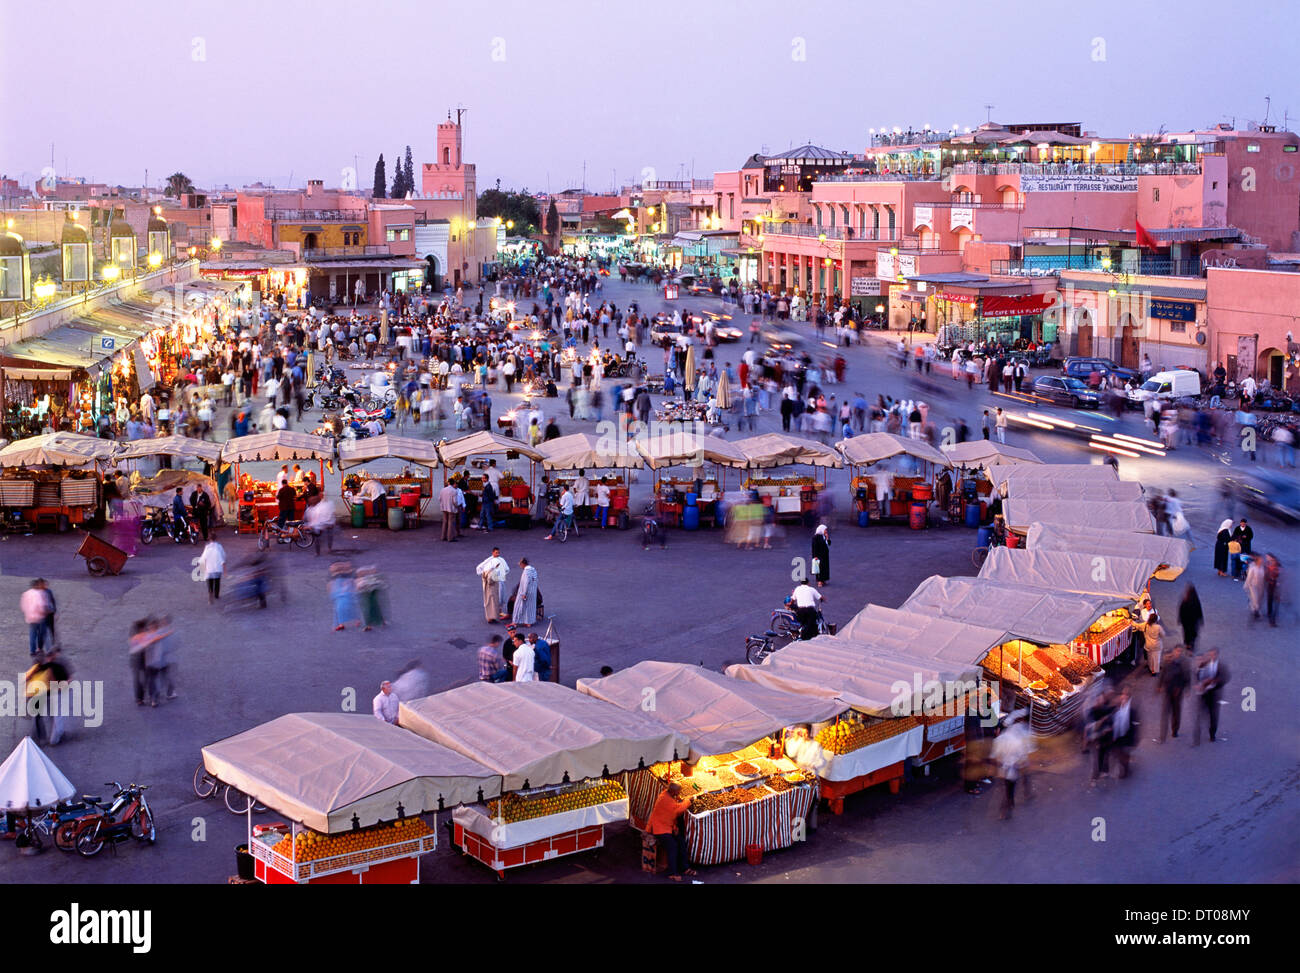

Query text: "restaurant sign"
[1020, 174, 1138, 193]
[913, 205, 934, 228]
[851, 276, 882, 296]
[949, 207, 975, 230]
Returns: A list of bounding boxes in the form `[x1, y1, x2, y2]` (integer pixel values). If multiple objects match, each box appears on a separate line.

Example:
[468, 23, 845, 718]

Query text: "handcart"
[74, 531, 129, 577]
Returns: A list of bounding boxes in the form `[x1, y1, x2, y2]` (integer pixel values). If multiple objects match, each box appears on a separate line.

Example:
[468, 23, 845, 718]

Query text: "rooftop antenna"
[1263, 96, 1272, 127]
[984, 104, 994, 124]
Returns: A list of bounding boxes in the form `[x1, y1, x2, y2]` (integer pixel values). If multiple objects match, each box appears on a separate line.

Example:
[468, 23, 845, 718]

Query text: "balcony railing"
[302, 245, 390, 260]
[816, 171, 941, 183]
[950, 162, 1200, 177]
[991, 256, 1205, 278]
[269, 209, 368, 222]
[763, 224, 898, 242]
[925, 199, 1025, 210]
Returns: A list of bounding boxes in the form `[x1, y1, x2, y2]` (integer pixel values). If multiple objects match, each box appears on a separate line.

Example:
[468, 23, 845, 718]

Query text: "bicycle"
[258, 518, 315, 550]
[971, 525, 1007, 568]
[545, 505, 578, 543]
[193, 762, 267, 814]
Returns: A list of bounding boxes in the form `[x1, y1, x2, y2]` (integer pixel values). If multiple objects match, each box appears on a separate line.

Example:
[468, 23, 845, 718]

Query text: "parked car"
[1062, 357, 1138, 384]
[1127, 369, 1203, 405]
[1222, 470, 1300, 525]
[1032, 375, 1102, 408]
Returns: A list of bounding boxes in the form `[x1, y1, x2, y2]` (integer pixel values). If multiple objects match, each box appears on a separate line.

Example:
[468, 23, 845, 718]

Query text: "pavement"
[1, 276, 1296, 884]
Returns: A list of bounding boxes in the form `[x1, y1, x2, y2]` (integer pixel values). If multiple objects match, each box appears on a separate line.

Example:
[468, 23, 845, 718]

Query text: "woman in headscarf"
[1178, 584, 1204, 651]
[511, 557, 539, 627]
[1214, 519, 1233, 576]
[811, 524, 831, 587]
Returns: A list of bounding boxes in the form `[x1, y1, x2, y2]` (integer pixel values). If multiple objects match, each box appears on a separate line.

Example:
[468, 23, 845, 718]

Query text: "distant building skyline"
[1, 0, 1296, 193]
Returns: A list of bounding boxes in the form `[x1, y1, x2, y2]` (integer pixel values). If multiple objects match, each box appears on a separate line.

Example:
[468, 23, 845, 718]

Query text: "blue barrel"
[685, 492, 698, 507]
[682, 505, 700, 530]
[964, 502, 981, 528]
[977, 525, 992, 548]
[857, 510, 870, 528]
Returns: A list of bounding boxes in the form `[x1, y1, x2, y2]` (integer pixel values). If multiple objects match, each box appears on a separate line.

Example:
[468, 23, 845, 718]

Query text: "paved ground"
[1, 276, 1296, 884]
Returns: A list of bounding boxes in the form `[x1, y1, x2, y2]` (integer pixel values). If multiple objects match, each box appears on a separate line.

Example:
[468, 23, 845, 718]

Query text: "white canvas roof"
[114, 435, 224, 463]
[735, 433, 843, 469]
[221, 431, 335, 463]
[1026, 521, 1190, 580]
[200, 713, 500, 834]
[576, 661, 845, 759]
[900, 575, 1130, 646]
[338, 434, 440, 470]
[987, 463, 1116, 491]
[399, 682, 689, 791]
[436, 430, 544, 466]
[940, 440, 1044, 467]
[0, 738, 75, 811]
[634, 431, 748, 470]
[0, 432, 116, 468]
[1005, 478, 1144, 502]
[537, 432, 644, 470]
[725, 635, 982, 717]
[836, 432, 951, 469]
[979, 547, 1160, 601]
[1002, 499, 1155, 533]
[837, 603, 1010, 665]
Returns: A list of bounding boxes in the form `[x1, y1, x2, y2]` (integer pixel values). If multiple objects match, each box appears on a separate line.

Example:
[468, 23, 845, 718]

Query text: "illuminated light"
[5, 218, 12, 229]
[70, 210, 79, 221]
[153, 205, 162, 216]
[1088, 441, 1141, 459]
[1090, 434, 1165, 457]
[506, 220, 514, 230]
[102, 264, 121, 282]
[1113, 432, 1164, 448]
[1108, 288, 1118, 297]
[147, 252, 162, 268]
[1007, 414, 1055, 430]
[33, 276, 57, 301]
[818, 233, 826, 241]
[211, 237, 221, 250]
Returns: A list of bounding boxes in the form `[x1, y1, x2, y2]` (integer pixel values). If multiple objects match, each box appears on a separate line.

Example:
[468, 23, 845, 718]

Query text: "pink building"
[1206, 267, 1300, 390]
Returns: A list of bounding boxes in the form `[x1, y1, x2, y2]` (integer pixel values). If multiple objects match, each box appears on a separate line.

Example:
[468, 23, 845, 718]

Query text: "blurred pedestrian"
[355, 565, 387, 630]
[1264, 553, 1283, 627]
[1142, 611, 1165, 676]
[1109, 687, 1139, 777]
[391, 659, 430, 701]
[20, 579, 52, 657]
[811, 524, 831, 587]
[1245, 555, 1267, 620]
[1214, 519, 1233, 577]
[198, 532, 226, 603]
[991, 712, 1033, 819]
[1086, 688, 1116, 785]
[1155, 644, 1190, 742]
[1178, 584, 1203, 650]
[1192, 648, 1230, 745]
[329, 561, 361, 632]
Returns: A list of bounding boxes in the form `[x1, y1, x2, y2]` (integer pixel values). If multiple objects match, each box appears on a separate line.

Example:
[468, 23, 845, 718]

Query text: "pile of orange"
[285, 816, 431, 863]
[816, 716, 921, 755]
[486, 780, 626, 823]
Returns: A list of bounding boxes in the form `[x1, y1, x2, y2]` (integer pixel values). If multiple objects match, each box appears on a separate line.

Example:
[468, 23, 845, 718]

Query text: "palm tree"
[165, 172, 195, 198]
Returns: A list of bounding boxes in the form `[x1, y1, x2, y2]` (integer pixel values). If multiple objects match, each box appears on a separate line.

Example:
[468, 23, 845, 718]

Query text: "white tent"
[1002, 499, 1155, 533]
[900, 575, 1130, 646]
[987, 463, 1116, 492]
[634, 431, 748, 470]
[399, 682, 689, 791]
[113, 436, 224, 464]
[836, 603, 1010, 665]
[337, 434, 440, 470]
[200, 713, 500, 834]
[0, 738, 75, 811]
[1005, 478, 1144, 502]
[576, 661, 845, 759]
[979, 547, 1161, 601]
[537, 432, 644, 471]
[1025, 521, 1190, 581]
[835, 432, 951, 469]
[436, 430, 544, 467]
[940, 440, 1044, 467]
[0, 432, 116, 468]
[221, 431, 335, 464]
[734, 433, 843, 469]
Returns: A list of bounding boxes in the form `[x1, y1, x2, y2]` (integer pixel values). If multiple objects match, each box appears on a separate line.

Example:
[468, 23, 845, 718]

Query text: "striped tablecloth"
[684, 782, 817, 866]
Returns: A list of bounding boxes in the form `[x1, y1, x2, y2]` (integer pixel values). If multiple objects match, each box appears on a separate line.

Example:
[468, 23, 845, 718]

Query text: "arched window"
[443, 147, 451, 165]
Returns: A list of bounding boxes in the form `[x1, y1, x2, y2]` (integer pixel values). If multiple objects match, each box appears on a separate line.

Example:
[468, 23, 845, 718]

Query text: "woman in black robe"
[1213, 519, 1233, 576]
[811, 524, 831, 587]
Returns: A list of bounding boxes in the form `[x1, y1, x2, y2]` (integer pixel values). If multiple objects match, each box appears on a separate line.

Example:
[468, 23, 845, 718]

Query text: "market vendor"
[785, 725, 830, 776]
[647, 783, 696, 882]
[276, 479, 297, 527]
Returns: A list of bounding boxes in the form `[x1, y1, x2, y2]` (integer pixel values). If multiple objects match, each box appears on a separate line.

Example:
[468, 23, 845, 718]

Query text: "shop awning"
[1025, 521, 1190, 581]
[981, 293, 1056, 317]
[3, 300, 159, 378]
[940, 440, 1044, 467]
[979, 547, 1161, 601]
[0, 366, 74, 382]
[536, 432, 644, 471]
[900, 575, 1130, 647]
[0, 432, 116, 468]
[1004, 478, 1144, 502]
[735, 433, 843, 469]
[836, 604, 1010, 665]
[726, 636, 983, 717]
[835, 432, 951, 469]
[114, 436, 223, 464]
[1002, 498, 1155, 533]
[338, 434, 440, 470]
[398, 682, 689, 791]
[436, 430, 543, 467]
[200, 713, 501, 834]
[634, 431, 748, 470]
[576, 661, 845, 760]
[221, 431, 336, 464]
[987, 462, 1117, 491]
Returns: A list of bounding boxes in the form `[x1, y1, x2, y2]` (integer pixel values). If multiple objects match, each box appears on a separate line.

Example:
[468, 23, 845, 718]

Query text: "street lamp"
[147, 251, 163, 269]
[101, 263, 120, 282]
[33, 274, 57, 302]
[210, 237, 222, 251]
[506, 220, 514, 230]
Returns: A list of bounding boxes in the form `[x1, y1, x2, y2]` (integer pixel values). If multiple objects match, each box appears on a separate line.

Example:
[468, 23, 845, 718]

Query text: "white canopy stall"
[1026, 521, 1191, 581]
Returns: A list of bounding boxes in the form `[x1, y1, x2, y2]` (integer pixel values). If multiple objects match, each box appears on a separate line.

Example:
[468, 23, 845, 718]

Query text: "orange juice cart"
[635, 432, 746, 528]
[835, 432, 953, 529]
[338, 434, 441, 527]
[436, 430, 543, 530]
[734, 432, 842, 526]
[536, 432, 644, 530]
[0, 432, 116, 533]
[219, 431, 334, 534]
[577, 661, 840, 868]
[398, 682, 686, 880]
[201, 713, 500, 886]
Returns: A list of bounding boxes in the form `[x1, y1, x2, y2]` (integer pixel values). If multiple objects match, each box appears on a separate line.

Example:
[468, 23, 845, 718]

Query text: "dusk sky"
[2, 0, 1296, 194]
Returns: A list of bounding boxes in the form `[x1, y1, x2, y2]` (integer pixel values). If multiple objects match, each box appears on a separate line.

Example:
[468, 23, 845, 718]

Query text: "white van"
[1127, 369, 1202, 404]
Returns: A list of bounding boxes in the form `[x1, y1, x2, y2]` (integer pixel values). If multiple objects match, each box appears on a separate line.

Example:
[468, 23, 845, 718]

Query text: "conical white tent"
[0, 738, 75, 811]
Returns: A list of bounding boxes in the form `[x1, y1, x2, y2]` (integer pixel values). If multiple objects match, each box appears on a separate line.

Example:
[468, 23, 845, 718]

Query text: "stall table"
[248, 817, 437, 885]
[814, 717, 923, 813]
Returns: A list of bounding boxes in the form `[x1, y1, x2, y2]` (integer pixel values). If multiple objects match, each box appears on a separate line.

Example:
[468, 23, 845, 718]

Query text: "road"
[1, 276, 1296, 884]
